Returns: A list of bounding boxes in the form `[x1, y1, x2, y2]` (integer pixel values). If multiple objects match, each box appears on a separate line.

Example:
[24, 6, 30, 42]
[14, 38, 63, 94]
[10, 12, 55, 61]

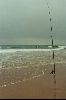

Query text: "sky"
[0, 0, 66, 45]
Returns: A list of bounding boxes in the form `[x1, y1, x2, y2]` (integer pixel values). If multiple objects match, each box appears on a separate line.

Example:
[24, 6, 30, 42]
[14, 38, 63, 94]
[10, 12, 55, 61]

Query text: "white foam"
[48, 46, 52, 48]
[42, 71, 45, 75]
[58, 46, 65, 49]
[3, 84, 7, 87]
[0, 46, 65, 54]
[10, 82, 15, 85]
[1, 84, 7, 87]
[0, 49, 50, 53]
[0, 49, 60, 53]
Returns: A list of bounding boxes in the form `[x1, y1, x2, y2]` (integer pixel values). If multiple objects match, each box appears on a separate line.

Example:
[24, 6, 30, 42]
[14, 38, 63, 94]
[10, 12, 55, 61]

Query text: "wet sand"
[0, 63, 66, 99]
[0, 51, 66, 99]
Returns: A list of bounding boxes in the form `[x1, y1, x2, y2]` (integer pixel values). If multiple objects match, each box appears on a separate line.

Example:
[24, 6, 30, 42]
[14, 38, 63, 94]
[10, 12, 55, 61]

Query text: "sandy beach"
[0, 50, 66, 99]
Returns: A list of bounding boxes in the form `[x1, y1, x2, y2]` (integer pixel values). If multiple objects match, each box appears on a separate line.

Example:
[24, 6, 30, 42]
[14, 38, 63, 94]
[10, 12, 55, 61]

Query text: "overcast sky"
[0, 0, 66, 45]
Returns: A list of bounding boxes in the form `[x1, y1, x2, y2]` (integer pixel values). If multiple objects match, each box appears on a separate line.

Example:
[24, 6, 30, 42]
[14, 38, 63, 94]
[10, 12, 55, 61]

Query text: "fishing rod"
[45, 0, 56, 98]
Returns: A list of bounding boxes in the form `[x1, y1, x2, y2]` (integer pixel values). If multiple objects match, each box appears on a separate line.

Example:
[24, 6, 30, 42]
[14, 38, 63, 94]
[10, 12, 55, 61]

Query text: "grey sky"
[0, 0, 66, 45]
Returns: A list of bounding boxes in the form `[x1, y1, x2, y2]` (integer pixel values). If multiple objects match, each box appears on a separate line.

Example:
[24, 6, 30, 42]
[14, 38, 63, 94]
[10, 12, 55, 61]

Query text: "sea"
[0, 45, 66, 70]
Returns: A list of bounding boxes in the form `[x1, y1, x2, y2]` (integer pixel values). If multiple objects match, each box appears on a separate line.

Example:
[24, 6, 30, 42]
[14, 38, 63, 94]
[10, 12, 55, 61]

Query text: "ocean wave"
[0, 45, 65, 53]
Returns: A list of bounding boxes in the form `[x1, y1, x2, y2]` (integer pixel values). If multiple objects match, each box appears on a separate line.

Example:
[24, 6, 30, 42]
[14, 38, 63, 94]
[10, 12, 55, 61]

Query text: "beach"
[0, 49, 66, 99]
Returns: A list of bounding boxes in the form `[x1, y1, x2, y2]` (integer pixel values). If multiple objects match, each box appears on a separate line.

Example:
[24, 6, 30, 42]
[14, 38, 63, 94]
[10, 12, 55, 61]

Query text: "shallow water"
[0, 49, 66, 99]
